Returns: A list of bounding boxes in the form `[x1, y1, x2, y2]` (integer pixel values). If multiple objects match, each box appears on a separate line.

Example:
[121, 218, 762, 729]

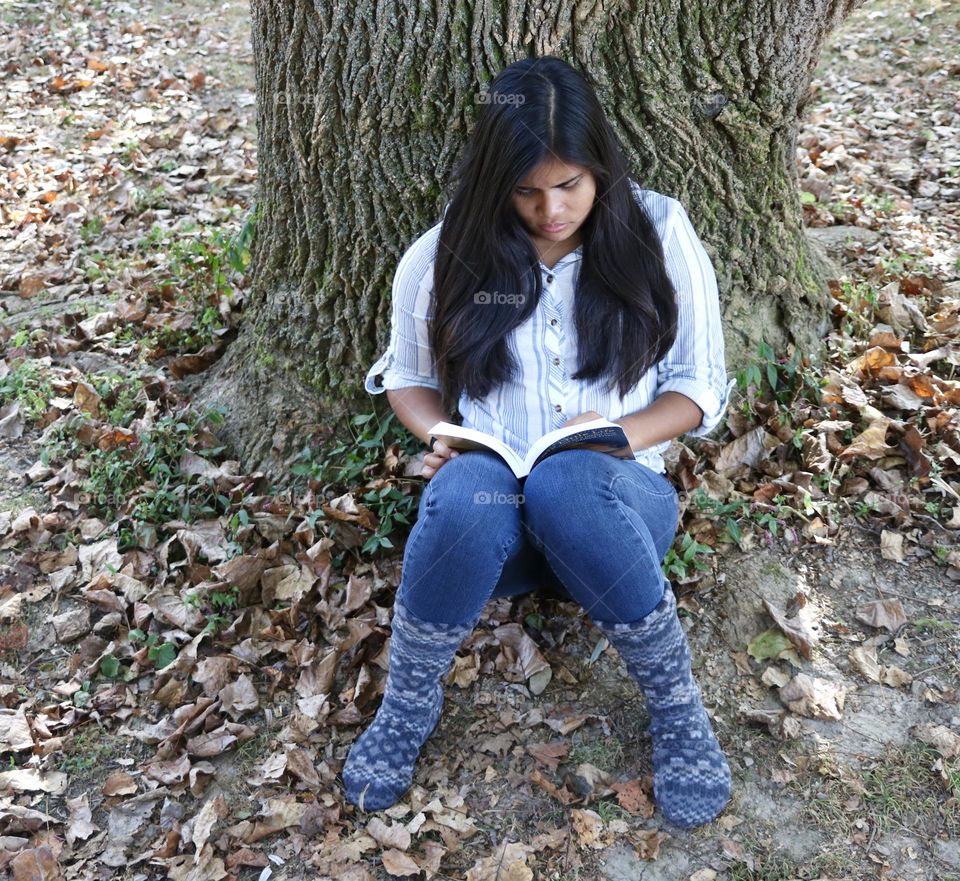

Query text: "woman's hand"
[421, 438, 459, 480]
[559, 410, 603, 429]
[560, 409, 634, 457]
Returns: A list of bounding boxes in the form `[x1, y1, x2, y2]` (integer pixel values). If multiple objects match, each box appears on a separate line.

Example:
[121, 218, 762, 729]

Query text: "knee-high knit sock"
[592, 586, 731, 829]
[342, 596, 477, 811]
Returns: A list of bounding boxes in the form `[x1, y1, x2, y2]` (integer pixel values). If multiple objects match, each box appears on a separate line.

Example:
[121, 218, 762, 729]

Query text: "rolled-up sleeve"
[364, 225, 443, 395]
[655, 202, 734, 437]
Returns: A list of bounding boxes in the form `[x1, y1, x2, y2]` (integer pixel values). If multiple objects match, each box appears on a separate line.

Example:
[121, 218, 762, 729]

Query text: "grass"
[0, 356, 54, 420]
[286, 409, 425, 557]
[795, 741, 960, 842]
[55, 729, 119, 775]
[40, 406, 230, 546]
[568, 734, 625, 773]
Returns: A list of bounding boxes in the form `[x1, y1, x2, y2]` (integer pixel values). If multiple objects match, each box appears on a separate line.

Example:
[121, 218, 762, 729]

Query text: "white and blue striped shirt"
[364, 183, 734, 475]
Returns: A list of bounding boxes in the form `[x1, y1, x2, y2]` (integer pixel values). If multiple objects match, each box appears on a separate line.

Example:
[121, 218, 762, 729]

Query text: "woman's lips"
[540, 223, 568, 233]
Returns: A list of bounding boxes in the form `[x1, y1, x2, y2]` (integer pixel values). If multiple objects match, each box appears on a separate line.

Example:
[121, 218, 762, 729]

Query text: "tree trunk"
[193, 0, 865, 476]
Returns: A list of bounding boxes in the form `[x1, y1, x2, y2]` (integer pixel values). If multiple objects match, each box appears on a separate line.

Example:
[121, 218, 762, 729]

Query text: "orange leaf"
[611, 778, 655, 817]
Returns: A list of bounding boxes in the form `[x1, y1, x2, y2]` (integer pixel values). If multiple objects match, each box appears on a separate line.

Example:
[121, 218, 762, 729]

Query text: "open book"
[427, 417, 634, 480]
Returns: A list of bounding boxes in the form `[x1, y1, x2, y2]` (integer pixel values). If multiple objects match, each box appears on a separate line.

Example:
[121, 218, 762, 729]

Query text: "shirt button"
[546, 274, 555, 284]
[550, 318, 558, 326]
[552, 357, 560, 366]
[553, 404, 562, 412]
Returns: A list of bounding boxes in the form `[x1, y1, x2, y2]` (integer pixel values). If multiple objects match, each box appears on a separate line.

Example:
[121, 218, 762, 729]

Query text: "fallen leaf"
[381, 848, 421, 877]
[763, 594, 820, 660]
[366, 817, 411, 852]
[11, 846, 62, 881]
[570, 808, 606, 849]
[465, 841, 534, 881]
[879, 530, 905, 562]
[855, 599, 908, 632]
[912, 723, 960, 758]
[65, 794, 98, 846]
[779, 673, 846, 720]
[849, 644, 882, 682]
[526, 740, 569, 770]
[610, 778, 654, 817]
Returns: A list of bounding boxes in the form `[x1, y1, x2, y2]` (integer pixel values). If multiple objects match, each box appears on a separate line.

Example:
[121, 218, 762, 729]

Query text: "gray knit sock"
[593, 587, 731, 829]
[342, 598, 476, 811]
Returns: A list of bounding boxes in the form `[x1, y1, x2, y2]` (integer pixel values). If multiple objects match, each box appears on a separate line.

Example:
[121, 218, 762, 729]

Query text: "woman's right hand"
[421, 438, 459, 480]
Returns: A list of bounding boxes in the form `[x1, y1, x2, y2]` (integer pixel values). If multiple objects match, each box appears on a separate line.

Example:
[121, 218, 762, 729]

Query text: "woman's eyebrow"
[516, 174, 582, 190]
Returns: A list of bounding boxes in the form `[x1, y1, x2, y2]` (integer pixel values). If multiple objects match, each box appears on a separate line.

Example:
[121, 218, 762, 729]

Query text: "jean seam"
[610, 471, 677, 503]
[594, 476, 669, 617]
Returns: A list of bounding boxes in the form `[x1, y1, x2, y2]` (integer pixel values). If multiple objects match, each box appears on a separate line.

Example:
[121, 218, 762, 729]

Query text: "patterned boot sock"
[342, 597, 477, 811]
[593, 586, 731, 829]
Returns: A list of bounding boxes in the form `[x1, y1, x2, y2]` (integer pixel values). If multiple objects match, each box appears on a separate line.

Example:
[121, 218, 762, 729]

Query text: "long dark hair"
[430, 56, 678, 416]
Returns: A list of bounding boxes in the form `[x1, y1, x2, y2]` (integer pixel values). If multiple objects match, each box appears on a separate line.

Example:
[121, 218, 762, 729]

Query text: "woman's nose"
[538, 193, 564, 220]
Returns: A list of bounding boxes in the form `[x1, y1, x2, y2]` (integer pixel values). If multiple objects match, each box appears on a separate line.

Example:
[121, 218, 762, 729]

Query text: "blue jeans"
[395, 449, 680, 626]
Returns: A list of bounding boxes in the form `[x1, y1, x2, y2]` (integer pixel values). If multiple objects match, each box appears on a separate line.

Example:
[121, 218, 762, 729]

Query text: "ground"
[0, 1, 959, 880]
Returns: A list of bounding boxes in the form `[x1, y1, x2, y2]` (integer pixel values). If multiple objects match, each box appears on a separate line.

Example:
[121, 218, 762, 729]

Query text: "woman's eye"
[516, 181, 577, 196]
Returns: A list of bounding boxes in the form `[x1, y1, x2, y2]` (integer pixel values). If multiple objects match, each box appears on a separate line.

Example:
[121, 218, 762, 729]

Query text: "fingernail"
[451, 451, 459, 457]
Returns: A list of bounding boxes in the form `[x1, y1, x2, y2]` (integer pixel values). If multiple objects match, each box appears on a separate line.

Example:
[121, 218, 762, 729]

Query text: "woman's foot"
[593, 587, 731, 829]
[341, 598, 477, 811]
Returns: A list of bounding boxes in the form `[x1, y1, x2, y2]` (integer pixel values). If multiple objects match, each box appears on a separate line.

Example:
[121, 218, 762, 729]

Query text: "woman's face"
[510, 157, 597, 259]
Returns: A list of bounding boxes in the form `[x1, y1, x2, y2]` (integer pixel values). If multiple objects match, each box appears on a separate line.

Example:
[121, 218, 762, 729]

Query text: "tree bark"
[192, 0, 866, 476]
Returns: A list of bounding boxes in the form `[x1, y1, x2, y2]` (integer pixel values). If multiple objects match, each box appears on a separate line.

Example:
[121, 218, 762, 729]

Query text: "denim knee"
[424, 449, 521, 506]
[521, 449, 609, 546]
[408, 450, 524, 572]
[398, 451, 525, 622]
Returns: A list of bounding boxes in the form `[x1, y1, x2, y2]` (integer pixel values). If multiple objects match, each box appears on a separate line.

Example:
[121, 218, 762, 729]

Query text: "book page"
[428, 421, 525, 478]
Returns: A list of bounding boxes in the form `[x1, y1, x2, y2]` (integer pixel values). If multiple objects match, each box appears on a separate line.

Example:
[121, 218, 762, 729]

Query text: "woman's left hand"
[559, 410, 603, 429]
[560, 410, 634, 458]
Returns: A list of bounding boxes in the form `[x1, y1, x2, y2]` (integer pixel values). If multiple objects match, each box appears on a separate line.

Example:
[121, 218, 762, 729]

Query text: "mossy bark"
[194, 0, 864, 477]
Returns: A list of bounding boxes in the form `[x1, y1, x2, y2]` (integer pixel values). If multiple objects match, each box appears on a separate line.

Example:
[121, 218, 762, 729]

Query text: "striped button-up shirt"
[364, 182, 734, 475]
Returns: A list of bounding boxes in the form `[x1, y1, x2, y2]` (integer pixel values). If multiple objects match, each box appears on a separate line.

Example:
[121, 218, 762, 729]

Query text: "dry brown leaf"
[102, 771, 137, 796]
[11, 846, 62, 881]
[849, 644, 882, 682]
[191, 795, 228, 862]
[218, 674, 260, 720]
[570, 808, 606, 849]
[715, 427, 780, 473]
[366, 816, 411, 851]
[526, 740, 569, 770]
[629, 827, 665, 860]
[779, 673, 846, 720]
[839, 419, 893, 460]
[65, 794, 98, 846]
[465, 841, 534, 881]
[855, 599, 908, 632]
[610, 778, 654, 817]
[381, 848, 421, 877]
[879, 529, 906, 562]
[0, 768, 68, 794]
[0, 706, 35, 752]
[763, 594, 820, 660]
[881, 665, 912, 688]
[913, 723, 960, 758]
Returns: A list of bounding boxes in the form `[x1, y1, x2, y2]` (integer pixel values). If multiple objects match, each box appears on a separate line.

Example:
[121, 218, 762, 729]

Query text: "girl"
[342, 56, 735, 830]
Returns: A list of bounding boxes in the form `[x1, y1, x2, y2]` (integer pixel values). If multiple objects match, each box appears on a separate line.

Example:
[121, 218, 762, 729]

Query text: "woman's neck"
[534, 232, 583, 270]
